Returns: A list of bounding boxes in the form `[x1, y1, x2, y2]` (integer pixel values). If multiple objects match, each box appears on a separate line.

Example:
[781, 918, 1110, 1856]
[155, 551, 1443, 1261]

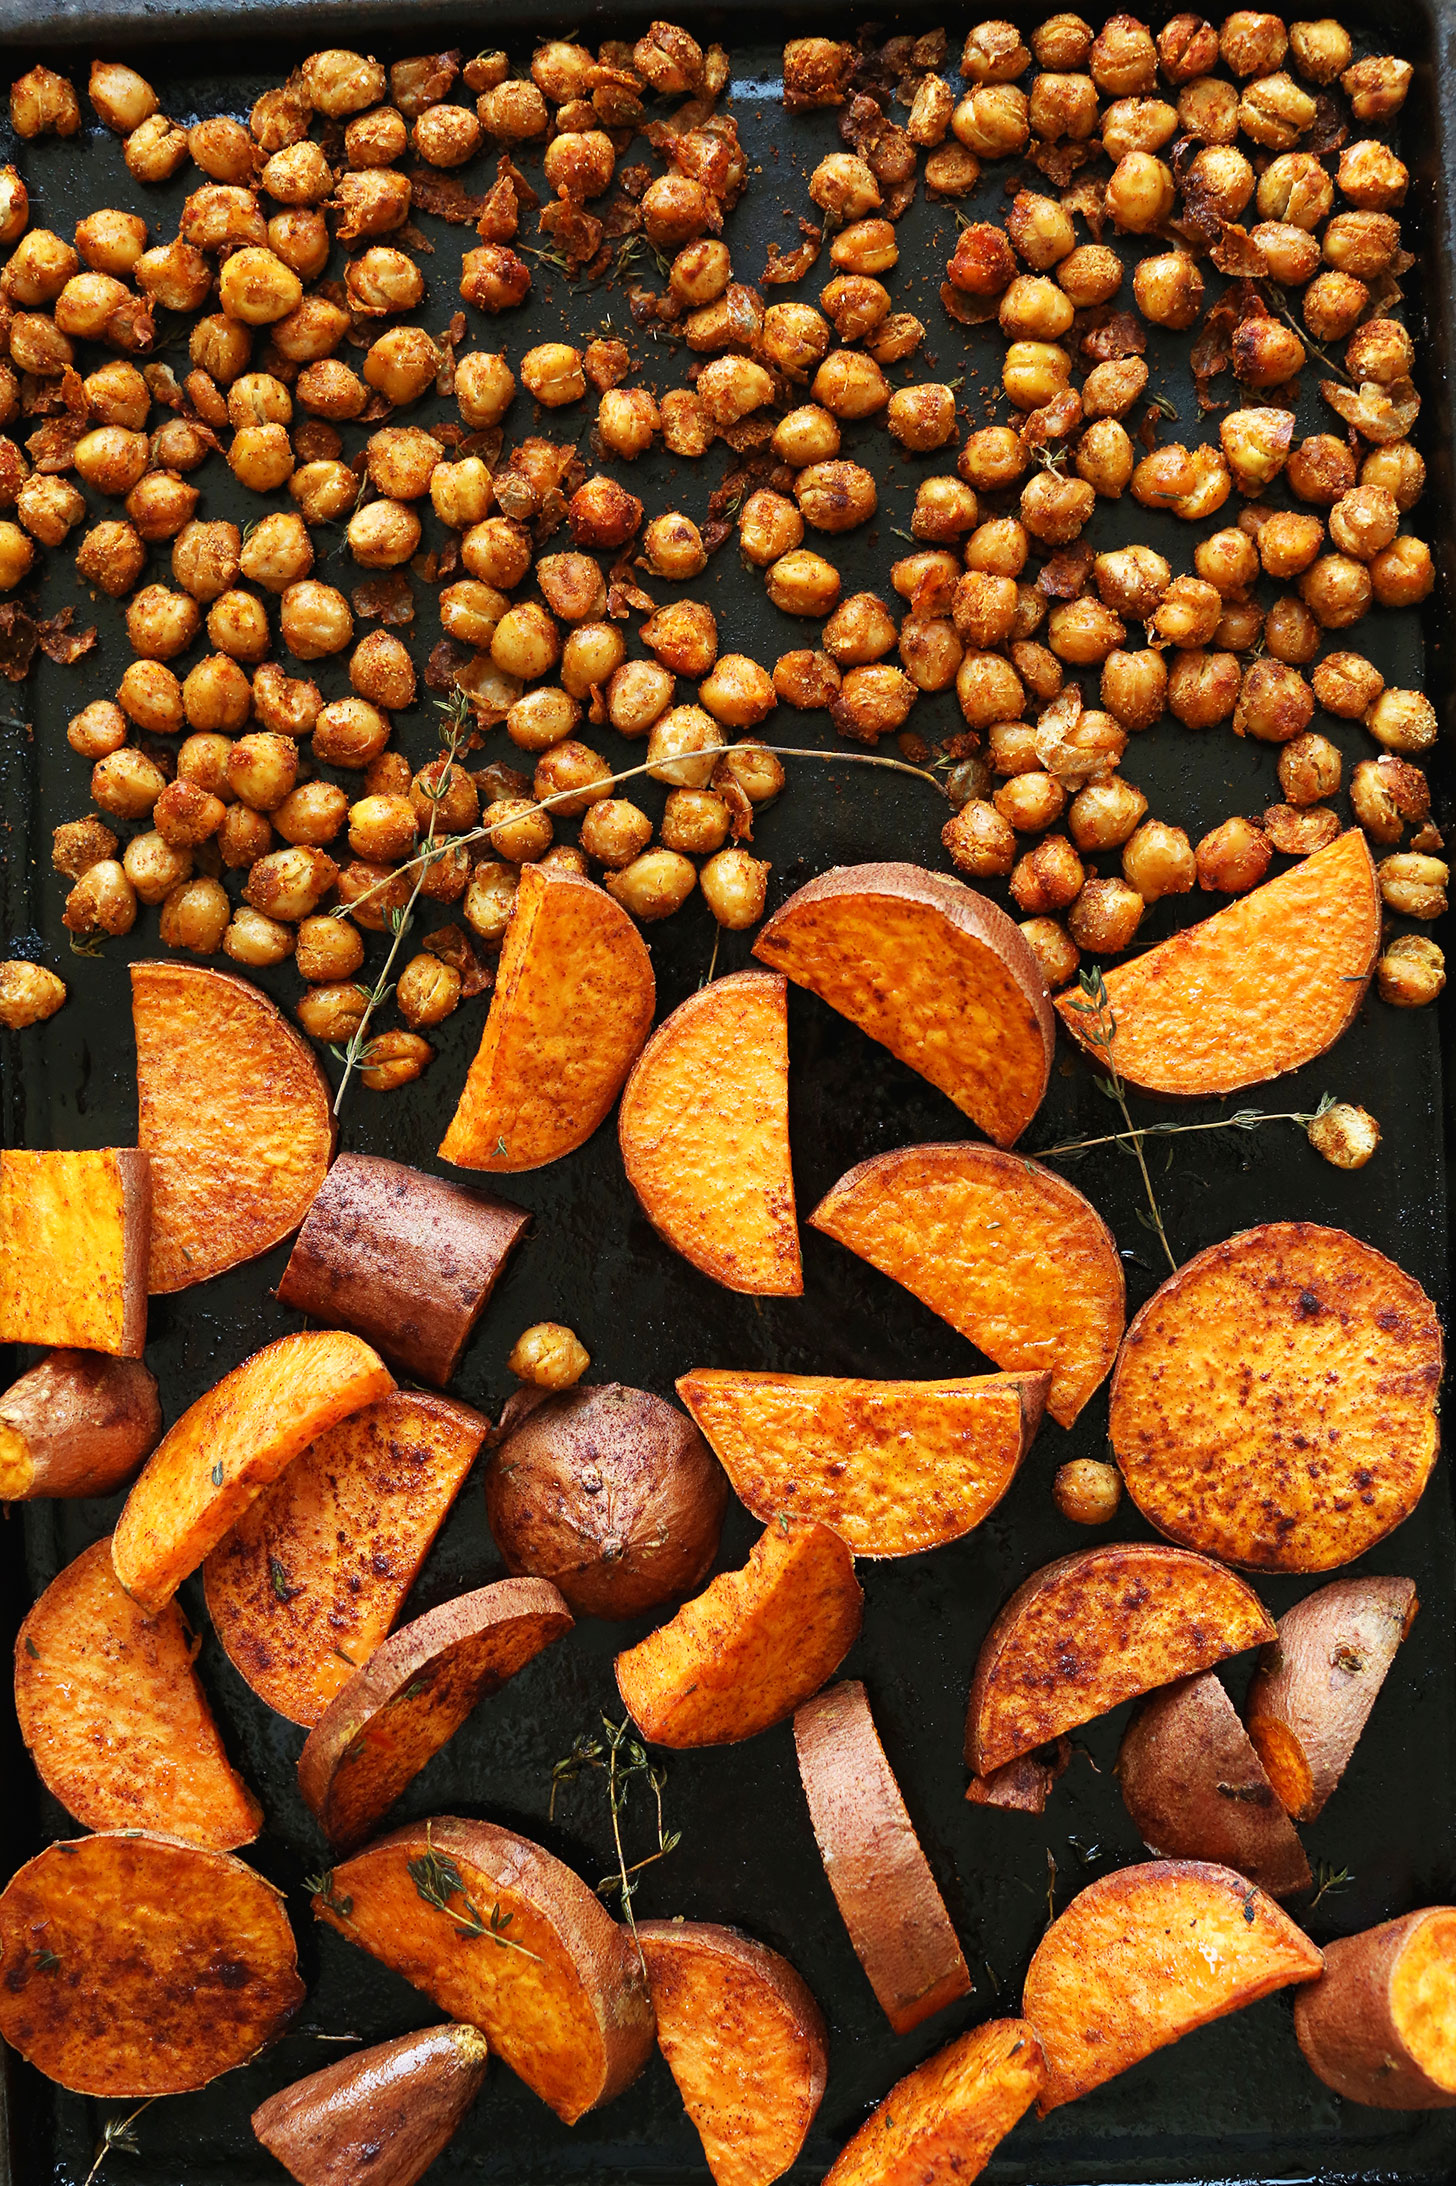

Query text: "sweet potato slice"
[15, 1538, 261, 1850]
[636, 1921, 828, 2186]
[1117, 1673, 1311, 1899]
[313, 1815, 653, 2122]
[204, 1389, 487, 1727]
[252, 2022, 490, 2186]
[113, 1330, 395, 1617]
[1109, 1224, 1442, 1572]
[1294, 1908, 1456, 2109]
[966, 1741, 1071, 1814]
[0, 1147, 150, 1356]
[1245, 1576, 1418, 1821]
[1054, 830, 1379, 1096]
[615, 1518, 863, 1748]
[132, 961, 334, 1293]
[795, 1679, 971, 2034]
[809, 1145, 1123, 1428]
[965, 1544, 1275, 1773]
[677, 1368, 1047, 1555]
[277, 1153, 530, 1386]
[299, 1578, 573, 1848]
[439, 864, 655, 1173]
[822, 2018, 1045, 2186]
[0, 1350, 160, 1499]
[618, 971, 801, 1295]
[0, 1831, 304, 2096]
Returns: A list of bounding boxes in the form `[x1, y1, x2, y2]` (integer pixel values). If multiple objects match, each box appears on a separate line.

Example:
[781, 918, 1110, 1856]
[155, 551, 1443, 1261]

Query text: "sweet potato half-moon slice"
[0, 1350, 160, 1500]
[1054, 830, 1379, 1096]
[965, 1543, 1275, 1774]
[810, 1144, 1124, 1427]
[1117, 1672, 1311, 1899]
[677, 1368, 1047, 1555]
[440, 864, 655, 1173]
[253, 2022, 490, 2186]
[1244, 1576, 1418, 1821]
[1109, 1224, 1442, 1573]
[753, 862, 1053, 1146]
[313, 1815, 653, 2122]
[823, 2019, 1045, 2186]
[1294, 1907, 1456, 2109]
[131, 961, 334, 1293]
[637, 1921, 828, 2186]
[1023, 1859, 1322, 2112]
[0, 1832, 304, 2096]
[618, 971, 801, 1295]
[0, 1147, 150, 1357]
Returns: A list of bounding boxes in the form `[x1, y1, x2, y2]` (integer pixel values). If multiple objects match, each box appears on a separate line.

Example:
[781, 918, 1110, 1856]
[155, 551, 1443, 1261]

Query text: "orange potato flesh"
[1295, 1908, 1456, 2108]
[1392, 1915, 1456, 2090]
[677, 1368, 1047, 1555]
[439, 864, 655, 1173]
[615, 1519, 863, 1748]
[131, 961, 335, 1293]
[810, 1145, 1124, 1427]
[15, 1538, 261, 1851]
[0, 1147, 150, 1357]
[618, 971, 801, 1295]
[823, 2018, 1045, 2186]
[1055, 830, 1379, 1096]
[204, 1390, 488, 1727]
[1023, 1859, 1322, 2113]
[112, 1330, 396, 1617]
[1109, 1223, 1442, 1573]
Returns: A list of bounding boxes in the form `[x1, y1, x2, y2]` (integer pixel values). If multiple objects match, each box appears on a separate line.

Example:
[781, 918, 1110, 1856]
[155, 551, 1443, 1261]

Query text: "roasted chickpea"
[272, 781, 347, 849]
[1366, 688, 1437, 757]
[1362, 441, 1425, 512]
[1002, 340, 1071, 410]
[941, 798, 1016, 878]
[765, 548, 841, 617]
[508, 1321, 590, 1389]
[297, 981, 368, 1040]
[1277, 731, 1343, 807]
[577, 800, 652, 869]
[1302, 270, 1369, 344]
[736, 490, 802, 568]
[1100, 647, 1168, 730]
[1081, 361, 1149, 423]
[604, 848, 696, 922]
[216, 804, 274, 868]
[607, 661, 675, 739]
[810, 351, 890, 419]
[695, 847, 767, 930]
[157, 875, 229, 954]
[1120, 818, 1195, 900]
[1054, 1459, 1123, 1525]
[1299, 552, 1374, 628]
[120, 830, 192, 907]
[90, 747, 167, 822]
[0, 961, 67, 1029]
[476, 797, 549, 865]
[1378, 853, 1448, 919]
[1133, 251, 1204, 330]
[89, 59, 158, 133]
[182, 654, 251, 734]
[1067, 875, 1144, 950]
[596, 387, 660, 460]
[63, 859, 137, 939]
[1369, 536, 1435, 610]
[993, 770, 1065, 833]
[347, 634, 413, 715]
[1074, 421, 1136, 498]
[1016, 915, 1077, 990]
[124, 113, 190, 184]
[669, 239, 732, 307]
[559, 623, 626, 702]
[1102, 95, 1179, 157]
[1196, 816, 1272, 893]
[567, 475, 643, 551]
[1105, 152, 1174, 232]
[1341, 55, 1413, 122]
[1009, 833, 1085, 913]
[455, 351, 517, 429]
[281, 579, 353, 660]
[1377, 933, 1445, 1008]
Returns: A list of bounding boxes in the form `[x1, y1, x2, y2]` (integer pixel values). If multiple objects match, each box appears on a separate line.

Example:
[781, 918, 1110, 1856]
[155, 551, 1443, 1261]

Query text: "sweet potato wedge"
[1054, 830, 1379, 1096]
[1109, 1224, 1442, 1573]
[16, 1538, 261, 1850]
[1294, 1907, 1456, 2109]
[277, 1153, 530, 1387]
[0, 1350, 160, 1499]
[1023, 1859, 1322, 2112]
[113, 1330, 396, 1617]
[1117, 1673, 1311, 1899]
[0, 1831, 304, 2096]
[204, 1389, 487, 1727]
[313, 1815, 653, 2122]
[809, 1145, 1124, 1428]
[439, 864, 655, 1173]
[965, 1544, 1276, 1774]
[636, 1920, 828, 2186]
[822, 2018, 1045, 2186]
[966, 1741, 1071, 1814]
[753, 862, 1053, 1146]
[299, 1577, 573, 1848]
[0, 1147, 150, 1356]
[1245, 1576, 1418, 1821]
[677, 1368, 1046, 1556]
[615, 1518, 863, 1748]
[253, 2022, 491, 2186]
[795, 1679, 971, 2034]
[132, 961, 334, 1293]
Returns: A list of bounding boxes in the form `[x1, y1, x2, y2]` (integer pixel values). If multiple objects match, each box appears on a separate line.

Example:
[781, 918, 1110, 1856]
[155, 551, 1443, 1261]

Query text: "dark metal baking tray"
[0, 5, 1452, 2182]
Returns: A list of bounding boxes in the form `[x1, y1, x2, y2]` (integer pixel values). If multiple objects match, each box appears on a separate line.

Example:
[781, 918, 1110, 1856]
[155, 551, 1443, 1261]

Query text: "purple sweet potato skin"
[252, 2022, 489, 2186]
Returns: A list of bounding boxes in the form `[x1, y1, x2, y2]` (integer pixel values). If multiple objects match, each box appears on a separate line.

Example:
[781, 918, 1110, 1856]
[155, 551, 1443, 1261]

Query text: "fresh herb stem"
[1037, 1093, 1336, 1163]
[1309, 1861, 1353, 1911]
[549, 1715, 680, 1974]
[1059, 967, 1177, 1274]
[83, 2102, 154, 2186]
[406, 1822, 542, 1961]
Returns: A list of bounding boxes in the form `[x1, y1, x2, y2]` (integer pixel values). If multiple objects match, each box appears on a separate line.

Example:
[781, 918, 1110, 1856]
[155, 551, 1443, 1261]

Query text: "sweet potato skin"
[439, 864, 655, 1173]
[1055, 830, 1379, 1096]
[795, 1679, 971, 2035]
[822, 2018, 1045, 2186]
[298, 1577, 573, 1849]
[0, 1147, 150, 1357]
[616, 1518, 863, 1748]
[966, 1741, 1070, 1814]
[314, 1815, 654, 2122]
[1294, 1908, 1456, 2109]
[0, 1831, 305, 2096]
[252, 2022, 490, 2186]
[113, 1330, 396, 1617]
[965, 1544, 1276, 1773]
[678, 1368, 1046, 1556]
[1022, 1859, 1323, 2113]
[637, 1921, 828, 2186]
[754, 861, 1053, 1146]
[204, 1389, 487, 1726]
[1109, 1224, 1442, 1573]
[0, 1350, 160, 1499]
[277, 1154, 529, 1387]
[132, 961, 334, 1293]
[1117, 1672, 1311, 1899]
[810, 1145, 1124, 1428]
[1245, 1576, 1418, 1821]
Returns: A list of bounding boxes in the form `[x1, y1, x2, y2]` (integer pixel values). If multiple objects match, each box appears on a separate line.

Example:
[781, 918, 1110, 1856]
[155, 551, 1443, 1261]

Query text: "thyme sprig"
[83, 2101, 154, 2186]
[1037, 1089, 1338, 1163]
[549, 1715, 680, 1968]
[406, 1824, 542, 1960]
[1309, 1861, 1354, 1911]
[1059, 966, 1176, 1273]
